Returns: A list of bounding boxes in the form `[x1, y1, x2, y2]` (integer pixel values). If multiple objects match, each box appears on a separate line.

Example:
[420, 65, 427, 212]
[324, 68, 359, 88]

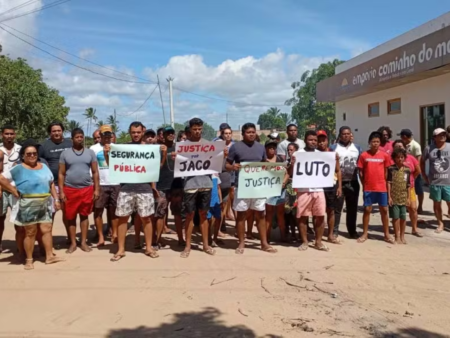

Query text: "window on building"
[368, 102, 379, 117]
[388, 98, 401, 115]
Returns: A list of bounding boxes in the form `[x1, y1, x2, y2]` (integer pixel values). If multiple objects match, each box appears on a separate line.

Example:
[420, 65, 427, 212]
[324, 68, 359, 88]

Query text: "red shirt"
[379, 141, 394, 155]
[357, 150, 390, 192]
[390, 154, 418, 187]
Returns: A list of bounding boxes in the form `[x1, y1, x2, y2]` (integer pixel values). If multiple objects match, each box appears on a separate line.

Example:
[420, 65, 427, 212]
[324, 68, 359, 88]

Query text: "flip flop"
[110, 254, 126, 262]
[384, 237, 395, 244]
[412, 231, 423, 238]
[435, 228, 444, 234]
[263, 246, 277, 253]
[328, 237, 341, 244]
[145, 251, 159, 258]
[357, 236, 368, 243]
[235, 248, 245, 255]
[45, 256, 65, 265]
[204, 247, 216, 256]
[180, 250, 190, 258]
[298, 243, 309, 251]
[314, 244, 330, 252]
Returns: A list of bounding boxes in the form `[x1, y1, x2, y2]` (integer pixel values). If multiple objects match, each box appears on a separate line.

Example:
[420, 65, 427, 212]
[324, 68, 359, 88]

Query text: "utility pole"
[157, 75, 166, 125]
[167, 77, 174, 128]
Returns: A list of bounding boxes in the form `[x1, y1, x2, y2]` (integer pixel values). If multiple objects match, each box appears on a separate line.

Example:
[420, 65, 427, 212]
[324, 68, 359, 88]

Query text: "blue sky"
[1, 0, 450, 132]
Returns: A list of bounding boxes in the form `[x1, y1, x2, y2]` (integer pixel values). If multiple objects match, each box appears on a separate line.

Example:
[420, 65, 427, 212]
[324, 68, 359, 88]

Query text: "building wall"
[336, 72, 450, 147]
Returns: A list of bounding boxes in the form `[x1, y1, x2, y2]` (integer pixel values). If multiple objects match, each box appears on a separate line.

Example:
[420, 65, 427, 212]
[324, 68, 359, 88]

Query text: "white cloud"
[78, 48, 95, 59]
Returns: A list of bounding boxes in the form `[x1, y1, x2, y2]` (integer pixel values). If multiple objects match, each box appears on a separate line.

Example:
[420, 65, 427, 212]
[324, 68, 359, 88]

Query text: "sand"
[0, 195, 449, 338]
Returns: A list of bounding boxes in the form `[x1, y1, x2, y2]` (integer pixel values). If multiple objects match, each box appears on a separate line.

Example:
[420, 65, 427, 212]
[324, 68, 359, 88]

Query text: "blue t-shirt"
[210, 176, 221, 207]
[5, 164, 53, 196]
[227, 141, 266, 187]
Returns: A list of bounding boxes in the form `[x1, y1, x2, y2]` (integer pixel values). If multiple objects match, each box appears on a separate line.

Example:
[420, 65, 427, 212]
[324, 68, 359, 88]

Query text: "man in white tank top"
[0, 125, 21, 252]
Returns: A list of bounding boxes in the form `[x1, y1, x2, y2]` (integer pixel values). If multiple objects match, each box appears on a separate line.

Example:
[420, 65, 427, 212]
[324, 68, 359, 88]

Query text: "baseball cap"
[163, 126, 175, 133]
[265, 139, 278, 147]
[99, 125, 113, 136]
[144, 129, 156, 136]
[219, 123, 231, 131]
[398, 129, 413, 137]
[433, 128, 446, 136]
[268, 132, 280, 140]
[317, 130, 328, 138]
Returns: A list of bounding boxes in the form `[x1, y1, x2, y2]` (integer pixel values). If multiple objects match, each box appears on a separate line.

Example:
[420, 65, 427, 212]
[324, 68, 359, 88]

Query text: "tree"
[83, 107, 97, 137]
[107, 112, 119, 133]
[96, 120, 105, 128]
[286, 59, 344, 138]
[117, 131, 130, 143]
[0, 55, 69, 141]
[257, 107, 289, 130]
[67, 120, 81, 133]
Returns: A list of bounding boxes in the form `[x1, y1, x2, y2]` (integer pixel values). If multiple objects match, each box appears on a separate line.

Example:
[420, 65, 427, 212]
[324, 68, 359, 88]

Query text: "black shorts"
[155, 188, 183, 218]
[221, 187, 231, 204]
[182, 190, 212, 215]
[324, 186, 337, 210]
[94, 185, 121, 209]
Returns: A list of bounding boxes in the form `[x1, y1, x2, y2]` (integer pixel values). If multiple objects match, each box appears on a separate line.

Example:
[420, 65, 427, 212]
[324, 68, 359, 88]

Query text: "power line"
[0, 0, 40, 18]
[0, 25, 152, 84]
[117, 85, 158, 117]
[0, 0, 71, 24]
[1, 23, 159, 85]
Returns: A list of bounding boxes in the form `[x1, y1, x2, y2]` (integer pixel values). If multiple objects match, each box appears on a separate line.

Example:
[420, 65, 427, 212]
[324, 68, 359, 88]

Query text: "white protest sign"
[292, 151, 336, 188]
[174, 140, 224, 178]
[109, 144, 161, 183]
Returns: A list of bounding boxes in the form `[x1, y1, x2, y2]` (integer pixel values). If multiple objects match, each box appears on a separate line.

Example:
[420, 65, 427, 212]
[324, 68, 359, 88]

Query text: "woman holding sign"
[264, 140, 288, 243]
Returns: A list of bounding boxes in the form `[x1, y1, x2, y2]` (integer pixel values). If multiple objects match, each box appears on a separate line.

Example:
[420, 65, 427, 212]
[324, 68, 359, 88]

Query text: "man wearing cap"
[90, 125, 121, 246]
[155, 126, 185, 245]
[268, 133, 281, 143]
[213, 123, 232, 141]
[400, 129, 424, 214]
[421, 128, 450, 233]
[277, 124, 306, 162]
[143, 129, 157, 144]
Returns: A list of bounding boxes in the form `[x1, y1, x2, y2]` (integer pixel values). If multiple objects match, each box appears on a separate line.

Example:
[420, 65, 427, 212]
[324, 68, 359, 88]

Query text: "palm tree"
[117, 131, 129, 143]
[83, 107, 97, 136]
[67, 120, 81, 132]
[96, 120, 105, 128]
[267, 107, 281, 117]
[107, 113, 119, 133]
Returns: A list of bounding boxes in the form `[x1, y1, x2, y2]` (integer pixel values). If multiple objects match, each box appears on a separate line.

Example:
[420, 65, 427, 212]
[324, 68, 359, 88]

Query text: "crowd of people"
[0, 118, 447, 269]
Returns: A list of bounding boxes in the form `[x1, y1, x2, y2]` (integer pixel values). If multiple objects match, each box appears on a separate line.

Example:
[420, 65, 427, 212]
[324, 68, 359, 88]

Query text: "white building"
[317, 12, 450, 148]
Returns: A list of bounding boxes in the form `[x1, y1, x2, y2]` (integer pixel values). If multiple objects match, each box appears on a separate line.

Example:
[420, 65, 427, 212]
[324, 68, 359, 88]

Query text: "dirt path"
[0, 196, 449, 337]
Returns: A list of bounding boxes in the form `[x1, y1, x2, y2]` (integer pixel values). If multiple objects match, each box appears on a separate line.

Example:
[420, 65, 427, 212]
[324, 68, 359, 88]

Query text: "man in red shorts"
[59, 128, 100, 253]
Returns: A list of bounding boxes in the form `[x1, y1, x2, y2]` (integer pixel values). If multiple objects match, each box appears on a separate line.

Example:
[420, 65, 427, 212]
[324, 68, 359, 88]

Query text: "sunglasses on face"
[25, 152, 37, 157]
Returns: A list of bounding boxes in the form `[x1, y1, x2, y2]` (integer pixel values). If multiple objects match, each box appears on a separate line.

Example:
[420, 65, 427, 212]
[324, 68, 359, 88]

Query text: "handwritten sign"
[109, 144, 161, 183]
[174, 140, 224, 178]
[238, 162, 286, 199]
[292, 151, 336, 188]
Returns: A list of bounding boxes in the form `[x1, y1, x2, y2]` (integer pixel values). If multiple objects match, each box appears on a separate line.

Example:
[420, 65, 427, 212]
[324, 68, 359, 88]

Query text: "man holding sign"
[110, 122, 162, 261]
[175, 118, 221, 258]
[226, 123, 277, 254]
[291, 130, 339, 252]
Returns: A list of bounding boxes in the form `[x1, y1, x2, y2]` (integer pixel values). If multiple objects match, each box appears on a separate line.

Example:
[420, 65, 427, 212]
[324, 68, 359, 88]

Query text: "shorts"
[64, 185, 94, 220]
[207, 204, 221, 219]
[414, 175, 424, 195]
[296, 191, 326, 217]
[429, 185, 450, 202]
[15, 196, 52, 226]
[363, 192, 388, 207]
[233, 197, 266, 212]
[94, 185, 121, 209]
[266, 189, 286, 206]
[324, 186, 337, 210]
[410, 187, 417, 203]
[155, 188, 183, 218]
[0, 191, 14, 216]
[116, 192, 155, 218]
[389, 205, 407, 220]
[221, 187, 231, 204]
[182, 190, 211, 215]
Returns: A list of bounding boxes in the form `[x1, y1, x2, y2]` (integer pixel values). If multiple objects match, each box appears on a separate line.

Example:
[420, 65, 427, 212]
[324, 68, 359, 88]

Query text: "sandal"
[328, 237, 341, 244]
[24, 258, 34, 270]
[435, 228, 444, 234]
[262, 246, 277, 254]
[298, 243, 308, 251]
[204, 247, 216, 256]
[180, 250, 190, 258]
[384, 237, 395, 244]
[412, 231, 423, 238]
[314, 244, 330, 252]
[235, 248, 245, 255]
[110, 254, 126, 262]
[357, 236, 368, 243]
[145, 250, 159, 258]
